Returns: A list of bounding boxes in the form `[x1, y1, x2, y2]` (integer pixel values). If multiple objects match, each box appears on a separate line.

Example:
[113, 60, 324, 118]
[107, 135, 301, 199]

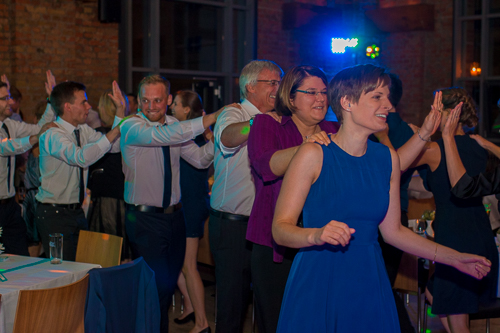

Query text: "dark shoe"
[173, 312, 194, 324]
[197, 327, 211, 333]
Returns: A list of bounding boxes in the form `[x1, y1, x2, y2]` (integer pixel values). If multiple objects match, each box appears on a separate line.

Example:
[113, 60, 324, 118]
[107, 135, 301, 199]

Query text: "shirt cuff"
[96, 135, 111, 151]
[190, 117, 205, 137]
[112, 116, 122, 129]
[20, 136, 33, 150]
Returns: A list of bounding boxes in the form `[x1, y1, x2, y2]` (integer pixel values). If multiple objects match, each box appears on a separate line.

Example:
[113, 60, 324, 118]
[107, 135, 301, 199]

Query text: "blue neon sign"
[331, 38, 358, 54]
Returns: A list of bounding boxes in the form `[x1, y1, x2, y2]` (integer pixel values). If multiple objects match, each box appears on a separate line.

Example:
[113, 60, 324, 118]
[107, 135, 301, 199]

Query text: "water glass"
[49, 233, 63, 264]
[415, 219, 427, 235]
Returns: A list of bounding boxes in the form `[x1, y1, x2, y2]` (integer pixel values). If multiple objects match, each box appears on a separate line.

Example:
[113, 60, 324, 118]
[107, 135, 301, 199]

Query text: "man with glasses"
[209, 60, 283, 333]
[0, 79, 55, 255]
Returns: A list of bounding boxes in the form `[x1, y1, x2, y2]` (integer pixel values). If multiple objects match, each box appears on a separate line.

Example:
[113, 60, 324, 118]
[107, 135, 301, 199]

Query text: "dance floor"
[169, 265, 500, 333]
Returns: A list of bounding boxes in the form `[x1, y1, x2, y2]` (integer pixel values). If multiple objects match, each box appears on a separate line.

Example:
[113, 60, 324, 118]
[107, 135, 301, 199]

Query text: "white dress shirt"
[0, 105, 55, 199]
[36, 117, 118, 204]
[121, 113, 213, 208]
[210, 99, 262, 216]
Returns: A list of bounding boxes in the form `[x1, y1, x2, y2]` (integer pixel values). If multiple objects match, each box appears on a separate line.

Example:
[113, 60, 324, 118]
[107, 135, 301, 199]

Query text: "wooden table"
[0, 255, 99, 333]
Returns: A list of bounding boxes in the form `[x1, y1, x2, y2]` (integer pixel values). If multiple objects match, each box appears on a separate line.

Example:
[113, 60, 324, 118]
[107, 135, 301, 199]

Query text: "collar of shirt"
[240, 99, 262, 117]
[55, 116, 80, 133]
[136, 112, 172, 126]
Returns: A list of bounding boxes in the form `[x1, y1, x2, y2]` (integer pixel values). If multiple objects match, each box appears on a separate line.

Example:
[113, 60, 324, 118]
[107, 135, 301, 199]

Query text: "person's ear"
[341, 96, 351, 111]
[167, 94, 173, 105]
[246, 84, 256, 95]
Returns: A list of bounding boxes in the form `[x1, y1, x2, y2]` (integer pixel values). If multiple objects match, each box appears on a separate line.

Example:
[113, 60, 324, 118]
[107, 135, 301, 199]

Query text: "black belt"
[125, 202, 182, 214]
[38, 202, 81, 210]
[210, 208, 249, 222]
[0, 196, 15, 205]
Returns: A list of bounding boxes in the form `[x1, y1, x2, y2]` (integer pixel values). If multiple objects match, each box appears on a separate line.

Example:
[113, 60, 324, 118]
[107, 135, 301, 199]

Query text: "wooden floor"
[168, 266, 500, 333]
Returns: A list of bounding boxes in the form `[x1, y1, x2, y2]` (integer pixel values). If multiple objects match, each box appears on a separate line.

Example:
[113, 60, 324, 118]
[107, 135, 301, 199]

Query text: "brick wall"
[379, 0, 454, 125]
[0, 0, 119, 123]
[257, 0, 454, 126]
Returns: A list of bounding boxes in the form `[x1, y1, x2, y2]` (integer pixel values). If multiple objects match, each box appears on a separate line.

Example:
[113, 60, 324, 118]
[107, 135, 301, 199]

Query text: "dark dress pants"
[0, 197, 29, 256]
[209, 213, 252, 333]
[379, 210, 415, 333]
[251, 243, 296, 333]
[35, 204, 87, 261]
[125, 208, 186, 333]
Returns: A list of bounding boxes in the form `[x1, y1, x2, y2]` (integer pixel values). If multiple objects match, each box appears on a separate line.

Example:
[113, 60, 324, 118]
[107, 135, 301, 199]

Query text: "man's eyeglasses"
[295, 90, 327, 97]
[0, 95, 11, 102]
[257, 80, 281, 86]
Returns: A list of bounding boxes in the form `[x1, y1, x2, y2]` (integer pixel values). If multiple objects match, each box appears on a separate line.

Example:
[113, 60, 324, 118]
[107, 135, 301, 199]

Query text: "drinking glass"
[415, 219, 427, 235]
[49, 233, 63, 264]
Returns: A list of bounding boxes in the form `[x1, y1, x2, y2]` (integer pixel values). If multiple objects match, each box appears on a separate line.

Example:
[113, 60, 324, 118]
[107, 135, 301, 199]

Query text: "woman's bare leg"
[426, 287, 451, 333]
[183, 237, 209, 332]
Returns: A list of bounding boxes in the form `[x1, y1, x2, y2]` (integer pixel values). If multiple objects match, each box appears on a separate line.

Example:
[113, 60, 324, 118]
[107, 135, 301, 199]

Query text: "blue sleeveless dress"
[276, 140, 400, 332]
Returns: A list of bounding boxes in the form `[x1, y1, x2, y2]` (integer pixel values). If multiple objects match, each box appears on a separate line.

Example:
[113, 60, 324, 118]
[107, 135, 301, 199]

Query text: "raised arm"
[40, 128, 111, 168]
[0, 122, 56, 156]
[272, 143, 354, 248]
[397, 94, 442, 170]
[442, 102, 466, 187]
[380, 148, 491, 280]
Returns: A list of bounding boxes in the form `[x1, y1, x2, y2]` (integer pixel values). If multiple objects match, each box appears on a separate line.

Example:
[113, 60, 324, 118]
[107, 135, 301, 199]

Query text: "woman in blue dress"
[271, 64, 492, 332]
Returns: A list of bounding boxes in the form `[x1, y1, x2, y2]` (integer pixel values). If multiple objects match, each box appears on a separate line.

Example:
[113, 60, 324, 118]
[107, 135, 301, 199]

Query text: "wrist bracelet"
[417, 129, 431, 142]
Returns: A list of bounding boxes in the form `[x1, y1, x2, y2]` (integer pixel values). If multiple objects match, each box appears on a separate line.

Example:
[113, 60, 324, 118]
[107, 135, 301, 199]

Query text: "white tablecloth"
[0, 255, 100, 333]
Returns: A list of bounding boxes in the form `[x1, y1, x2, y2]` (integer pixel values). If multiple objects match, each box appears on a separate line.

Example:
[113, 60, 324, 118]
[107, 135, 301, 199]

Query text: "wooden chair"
[75, 230, 123, 268]
[393, 252, 423, 332]
[13, 274, 89, 333]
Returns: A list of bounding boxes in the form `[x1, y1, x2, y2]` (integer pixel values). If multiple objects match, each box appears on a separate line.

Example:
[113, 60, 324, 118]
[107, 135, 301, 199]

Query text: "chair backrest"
[84, 257, 160, 333]
[75, 230, 123, 268]
[13, 274, 89, 333]
[393, 252, 419, 294]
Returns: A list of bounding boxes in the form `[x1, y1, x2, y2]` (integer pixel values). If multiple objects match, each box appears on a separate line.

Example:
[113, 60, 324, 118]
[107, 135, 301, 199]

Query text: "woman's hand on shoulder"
[309, 220, 355, 247]
[264, 111, 282, 123]
[304, 131, 332, 146]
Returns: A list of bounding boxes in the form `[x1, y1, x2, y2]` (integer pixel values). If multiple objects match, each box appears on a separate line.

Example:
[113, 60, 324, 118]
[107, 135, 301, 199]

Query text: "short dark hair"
[388, 73, 403, 108]
[175, 90, 204, 120]
[275, 65, 328, 117]
[0, 82, 7, 90]
[328, 64, 390, 123]
[50, 81, 86, 117]
[10, 86, 22, 101]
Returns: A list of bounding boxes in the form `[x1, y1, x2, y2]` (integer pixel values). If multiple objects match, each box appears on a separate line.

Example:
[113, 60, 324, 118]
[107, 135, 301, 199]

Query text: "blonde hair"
[97, 90, 116, 127]
[137, 75, 170, 98]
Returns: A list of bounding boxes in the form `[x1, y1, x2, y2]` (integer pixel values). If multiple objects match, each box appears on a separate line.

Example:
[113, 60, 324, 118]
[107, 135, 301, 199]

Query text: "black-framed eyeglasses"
[295, 90, 327, 97]
[0, 95, 11, 101]
[257, 80, 281, 86]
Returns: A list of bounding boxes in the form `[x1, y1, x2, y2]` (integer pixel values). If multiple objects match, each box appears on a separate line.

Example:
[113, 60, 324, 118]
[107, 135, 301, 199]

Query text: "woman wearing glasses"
[246, 65, 339, 333]
[271, 64, 491, 332]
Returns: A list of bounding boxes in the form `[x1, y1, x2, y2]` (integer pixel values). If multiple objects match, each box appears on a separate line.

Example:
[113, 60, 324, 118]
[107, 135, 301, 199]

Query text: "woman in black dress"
[411, 88, 498, 332]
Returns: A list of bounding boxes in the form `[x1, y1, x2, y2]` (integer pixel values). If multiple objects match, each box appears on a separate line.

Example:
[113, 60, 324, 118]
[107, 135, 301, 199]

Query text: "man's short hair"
[388, 73, 403, 108]
[0, 82, 8, 90]
[239, 60, 283, 101]
[328, 64, 390, 123]
[10, 86, 22, 101]
[137, 75, 170, 98]
[50, 81, 86, 117]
